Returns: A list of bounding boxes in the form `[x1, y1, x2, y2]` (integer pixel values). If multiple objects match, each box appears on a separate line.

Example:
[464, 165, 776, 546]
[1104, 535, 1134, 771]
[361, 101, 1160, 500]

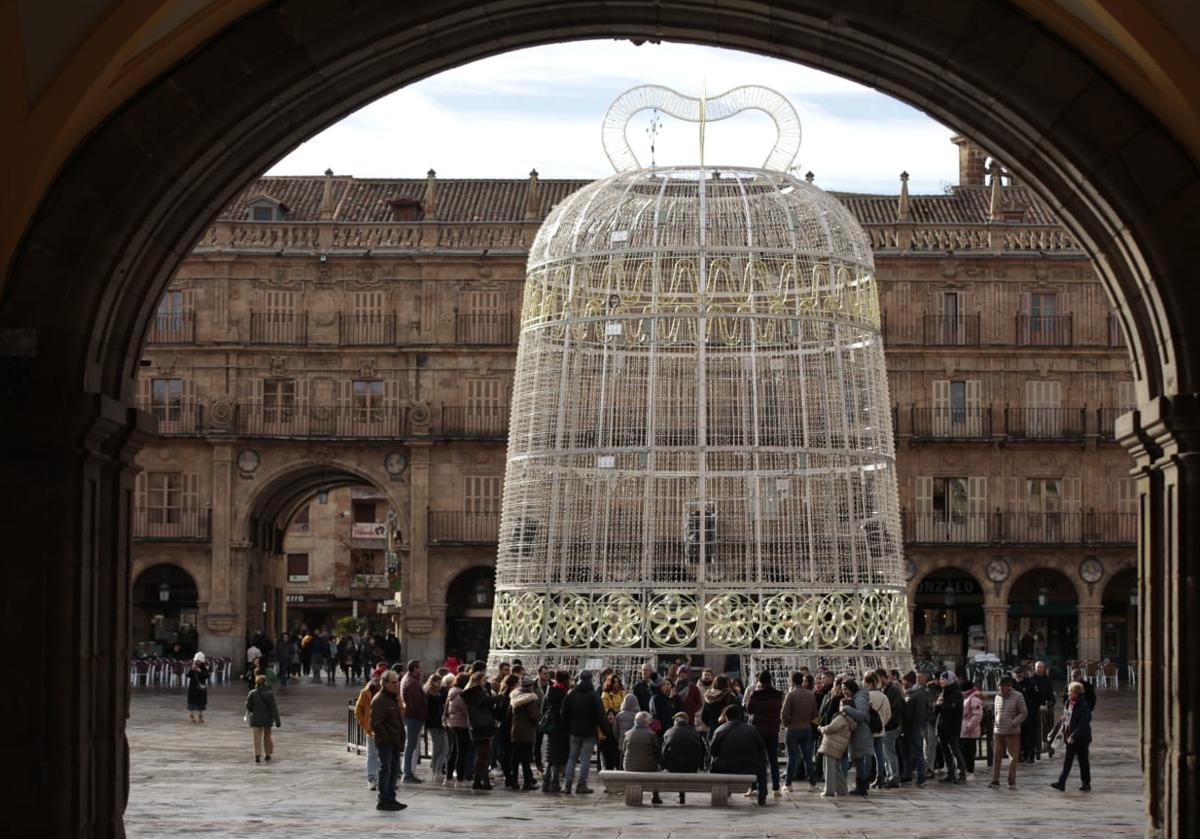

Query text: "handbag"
[649, 718, 663, 733]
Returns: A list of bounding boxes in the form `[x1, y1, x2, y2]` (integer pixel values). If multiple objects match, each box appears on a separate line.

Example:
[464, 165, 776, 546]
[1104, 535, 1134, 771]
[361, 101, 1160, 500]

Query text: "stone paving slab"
[127, 680, 1145, 838]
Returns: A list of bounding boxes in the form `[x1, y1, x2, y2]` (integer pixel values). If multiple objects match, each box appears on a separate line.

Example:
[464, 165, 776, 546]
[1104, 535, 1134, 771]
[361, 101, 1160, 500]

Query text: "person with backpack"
[840, 678, 876, 796]
[539, 670, 570, 794]
[559, 670, 611, 795]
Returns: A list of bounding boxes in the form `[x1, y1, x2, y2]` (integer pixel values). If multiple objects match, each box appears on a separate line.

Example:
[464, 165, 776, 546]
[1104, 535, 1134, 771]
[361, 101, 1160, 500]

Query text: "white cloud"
[270, 41, 959, 194]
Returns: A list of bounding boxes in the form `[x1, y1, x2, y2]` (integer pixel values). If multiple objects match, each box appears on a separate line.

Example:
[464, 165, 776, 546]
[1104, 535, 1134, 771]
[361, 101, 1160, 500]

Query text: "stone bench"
[599, 770, 757, 807]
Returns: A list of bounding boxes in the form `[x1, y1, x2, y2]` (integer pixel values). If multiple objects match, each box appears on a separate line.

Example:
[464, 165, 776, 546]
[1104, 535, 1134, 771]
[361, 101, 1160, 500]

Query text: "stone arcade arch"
[130, 563, 201, 658]
[909, 565, 989, 670]
[0, 4, 1197, 836]
[1006, 567, 1082, 666]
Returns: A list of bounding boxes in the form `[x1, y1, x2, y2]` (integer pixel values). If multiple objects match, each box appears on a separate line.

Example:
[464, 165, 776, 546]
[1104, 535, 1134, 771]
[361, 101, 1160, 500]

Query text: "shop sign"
[285, 593, 336, 604]
[353, 522, 387, 539]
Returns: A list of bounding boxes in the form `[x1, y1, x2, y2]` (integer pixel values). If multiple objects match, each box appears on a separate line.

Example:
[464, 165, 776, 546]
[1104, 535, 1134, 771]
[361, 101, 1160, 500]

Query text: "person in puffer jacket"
[507, 675, 541, 790]
[442, 673, 470, 786]
[959, 678, 984, 776]
[818, 698, 857, 797]
[613, 693, 641, 768]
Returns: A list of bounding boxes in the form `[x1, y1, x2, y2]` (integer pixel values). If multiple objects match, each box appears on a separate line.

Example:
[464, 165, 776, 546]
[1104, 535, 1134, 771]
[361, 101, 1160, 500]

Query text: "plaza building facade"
[133, 139, 1136, 672]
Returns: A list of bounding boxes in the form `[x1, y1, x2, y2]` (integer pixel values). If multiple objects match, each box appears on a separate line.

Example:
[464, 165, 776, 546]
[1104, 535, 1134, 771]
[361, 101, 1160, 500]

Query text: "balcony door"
[932, 379, 981, 437]
[1023, 477, 1080, 542]
[464, 475, 502, 542]
[264, 290, 298, 343]
[915, 475, 987, 542]
[351, 290, 387, 344]
[466, 378, 506, 436]
[936, 291, 966, 345]
[1024, 379, 1062, 438]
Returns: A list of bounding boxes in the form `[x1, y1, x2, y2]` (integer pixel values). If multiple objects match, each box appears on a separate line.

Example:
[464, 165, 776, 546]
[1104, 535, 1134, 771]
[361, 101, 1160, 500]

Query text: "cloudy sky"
[269, 40, 960, 195]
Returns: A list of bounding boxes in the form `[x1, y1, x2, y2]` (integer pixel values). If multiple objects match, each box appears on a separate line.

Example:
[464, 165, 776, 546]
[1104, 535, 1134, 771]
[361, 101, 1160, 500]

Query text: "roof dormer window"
[388, 197, 424, 221]
[246, 195, 288, 221]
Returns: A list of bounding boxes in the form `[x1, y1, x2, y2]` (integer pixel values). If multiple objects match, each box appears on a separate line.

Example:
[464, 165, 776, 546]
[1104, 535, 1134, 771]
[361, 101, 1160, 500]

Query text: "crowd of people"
[243, 629, 404, 688]
[337, 656, 1100, 813]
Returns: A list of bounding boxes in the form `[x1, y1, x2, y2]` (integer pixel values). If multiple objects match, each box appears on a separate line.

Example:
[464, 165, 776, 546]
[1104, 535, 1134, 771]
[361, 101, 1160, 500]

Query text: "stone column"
[983, 604, 1009, 655]
[402, 442, 437, 666]
[0, 389, 151, 839]
[1076, 604, 1103, 662]
[203, 444, 238, 659]
[1119, 395, 1200, 839]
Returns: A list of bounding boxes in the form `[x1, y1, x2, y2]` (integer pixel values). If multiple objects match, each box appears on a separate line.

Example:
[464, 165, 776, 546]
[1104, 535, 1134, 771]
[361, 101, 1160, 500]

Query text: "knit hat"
[193, 652, 205, 663]
[940, 671, 957, 683]
[578, 670, 593, 684]
[371, 664, 388, 679]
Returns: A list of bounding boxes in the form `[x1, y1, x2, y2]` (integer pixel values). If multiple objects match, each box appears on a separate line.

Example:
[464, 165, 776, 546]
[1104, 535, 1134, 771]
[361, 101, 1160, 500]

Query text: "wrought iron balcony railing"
[133, 505, 212, 541]
[902, 511, 1136, 545]
[428, 511, 501, 544]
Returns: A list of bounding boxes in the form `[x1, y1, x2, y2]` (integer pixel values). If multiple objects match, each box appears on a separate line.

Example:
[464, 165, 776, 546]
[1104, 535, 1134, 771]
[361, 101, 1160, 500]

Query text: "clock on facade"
[986, 558, 1010, 583]
[1080, 557, 1104, 584]
[236, 449, 260, 473]
[384, 452, 408, 476]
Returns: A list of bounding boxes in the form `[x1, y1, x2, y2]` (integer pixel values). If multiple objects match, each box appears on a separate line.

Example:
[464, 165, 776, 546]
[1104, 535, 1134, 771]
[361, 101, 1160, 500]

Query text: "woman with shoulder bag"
[186, 652, 210, 723]
[463, 671, 497, 790]
[246, 674, 281, 763]
[1051, 681, 1093, 792]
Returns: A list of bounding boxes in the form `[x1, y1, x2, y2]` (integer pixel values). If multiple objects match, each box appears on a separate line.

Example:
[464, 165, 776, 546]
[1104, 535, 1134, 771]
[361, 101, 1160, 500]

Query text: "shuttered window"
[286, 553, 309, 582]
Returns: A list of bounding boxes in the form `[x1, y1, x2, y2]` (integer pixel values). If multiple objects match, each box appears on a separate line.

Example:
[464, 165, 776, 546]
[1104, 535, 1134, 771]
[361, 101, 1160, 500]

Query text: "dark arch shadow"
[2, 3, 1196, 836]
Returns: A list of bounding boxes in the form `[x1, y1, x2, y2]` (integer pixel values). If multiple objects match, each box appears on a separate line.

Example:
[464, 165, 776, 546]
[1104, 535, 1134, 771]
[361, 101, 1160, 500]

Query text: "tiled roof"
[222, 176, 1062, 227]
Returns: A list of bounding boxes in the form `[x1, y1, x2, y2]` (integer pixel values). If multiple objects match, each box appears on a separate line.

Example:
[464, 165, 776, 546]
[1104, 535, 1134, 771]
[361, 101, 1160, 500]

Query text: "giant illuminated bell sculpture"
[490, 85, 911, 679]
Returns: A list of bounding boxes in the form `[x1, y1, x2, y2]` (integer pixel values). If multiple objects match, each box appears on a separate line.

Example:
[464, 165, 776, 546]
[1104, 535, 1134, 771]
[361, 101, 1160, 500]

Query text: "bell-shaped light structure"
[490, 85, 910, 680]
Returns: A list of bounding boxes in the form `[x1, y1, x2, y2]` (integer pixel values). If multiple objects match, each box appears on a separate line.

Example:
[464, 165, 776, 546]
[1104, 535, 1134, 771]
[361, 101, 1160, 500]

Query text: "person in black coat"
[709, 704, 770, 805]
[662, 711, 706, 804]
[1051, 681, 1093, 792]
[463, 672, 497, 790]
[649, 678, 678, 738]
[186, 652, 210, 723]
[1013, 667, 1042, 762]
[934, 672, 967, 783]
[559, 670, 611, 794]
[540, 672, 571, 794]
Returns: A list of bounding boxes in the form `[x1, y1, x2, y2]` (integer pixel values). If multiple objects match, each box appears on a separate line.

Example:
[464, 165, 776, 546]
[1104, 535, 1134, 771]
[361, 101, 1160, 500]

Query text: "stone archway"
[1007, 567, 1081, 667]
[130, 563, 200, 658]
[443, 565, 497, 666]
[909, 565, 988, 671]
[1, 4, 1197, 836]
[1102, 568, 1139, 671]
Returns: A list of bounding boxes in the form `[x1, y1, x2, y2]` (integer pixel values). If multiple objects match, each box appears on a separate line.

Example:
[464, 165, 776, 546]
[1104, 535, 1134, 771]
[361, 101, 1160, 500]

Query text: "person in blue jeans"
[559, 670, 611, 794]
[780, 671, 818, 789]
[369, 670, 408, 811]
[399, 660, 427, 783]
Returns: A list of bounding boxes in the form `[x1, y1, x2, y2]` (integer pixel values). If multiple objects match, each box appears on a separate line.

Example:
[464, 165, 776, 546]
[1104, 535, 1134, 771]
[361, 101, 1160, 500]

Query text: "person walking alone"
[370, 670, 408, 811]
[1051, 681, 1093, 792]
[186, 652, 210, 724]
[245, 674, 281, 764]
[990, 675, 1027, 788]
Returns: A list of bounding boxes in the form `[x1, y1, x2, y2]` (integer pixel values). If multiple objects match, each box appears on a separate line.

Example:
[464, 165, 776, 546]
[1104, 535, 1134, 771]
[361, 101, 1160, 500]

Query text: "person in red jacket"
[399, 660, 427, 783]
[674, 668, 703, 724]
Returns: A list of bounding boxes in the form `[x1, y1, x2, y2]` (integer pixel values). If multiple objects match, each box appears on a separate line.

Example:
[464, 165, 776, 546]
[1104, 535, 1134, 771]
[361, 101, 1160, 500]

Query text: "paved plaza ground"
[127, 678, 1144, 838]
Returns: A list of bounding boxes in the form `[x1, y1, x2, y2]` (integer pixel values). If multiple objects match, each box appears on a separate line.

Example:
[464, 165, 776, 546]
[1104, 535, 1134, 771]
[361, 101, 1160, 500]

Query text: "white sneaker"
[743, 790, 756, 798]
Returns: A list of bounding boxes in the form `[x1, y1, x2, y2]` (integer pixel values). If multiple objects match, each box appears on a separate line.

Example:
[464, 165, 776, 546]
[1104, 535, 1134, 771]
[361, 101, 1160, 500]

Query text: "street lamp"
[158, 583, 170, 603]
[1129, 588, 1138, 607]
[471, 577, 492, 608]
[1036, 587, 1049, 607]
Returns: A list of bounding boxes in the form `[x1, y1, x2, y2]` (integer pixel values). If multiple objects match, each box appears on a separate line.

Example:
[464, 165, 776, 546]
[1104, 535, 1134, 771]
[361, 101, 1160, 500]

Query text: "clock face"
[384, 452, 408, 475]
[236, 449, 260, 472]
[986, 558, 1010, 582]
[1080, 558, 1104, 583]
